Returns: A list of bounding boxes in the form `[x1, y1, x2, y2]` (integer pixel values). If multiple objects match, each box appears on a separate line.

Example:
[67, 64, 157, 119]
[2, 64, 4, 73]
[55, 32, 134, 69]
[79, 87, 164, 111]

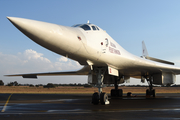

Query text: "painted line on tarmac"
[1, 93, 13, 112]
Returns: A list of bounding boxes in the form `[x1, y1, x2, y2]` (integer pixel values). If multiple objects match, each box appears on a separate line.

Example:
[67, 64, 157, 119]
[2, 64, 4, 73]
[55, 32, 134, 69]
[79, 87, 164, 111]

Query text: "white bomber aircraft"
[6, 17, 180, 105]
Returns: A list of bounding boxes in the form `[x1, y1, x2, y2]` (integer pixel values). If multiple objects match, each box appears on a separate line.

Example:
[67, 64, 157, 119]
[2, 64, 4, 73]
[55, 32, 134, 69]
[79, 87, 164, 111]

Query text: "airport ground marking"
[1, 93, 13, 112]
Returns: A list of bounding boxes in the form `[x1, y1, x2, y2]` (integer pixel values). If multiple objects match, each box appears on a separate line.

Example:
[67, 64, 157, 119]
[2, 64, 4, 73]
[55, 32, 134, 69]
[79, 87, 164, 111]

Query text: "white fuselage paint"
[7, 17, 180, 78]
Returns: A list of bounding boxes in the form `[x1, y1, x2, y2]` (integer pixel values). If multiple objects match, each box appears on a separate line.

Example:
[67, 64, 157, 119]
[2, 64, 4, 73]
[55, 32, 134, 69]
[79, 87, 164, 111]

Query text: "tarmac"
[1, 93, 180, 120]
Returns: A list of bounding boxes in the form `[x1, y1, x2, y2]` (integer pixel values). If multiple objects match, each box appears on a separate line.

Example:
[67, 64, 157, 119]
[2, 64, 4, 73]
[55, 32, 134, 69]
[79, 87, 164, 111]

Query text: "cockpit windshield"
[92, 26, 96, 30]
[72, 24, 99, 31]
[80, 25, 91, 30]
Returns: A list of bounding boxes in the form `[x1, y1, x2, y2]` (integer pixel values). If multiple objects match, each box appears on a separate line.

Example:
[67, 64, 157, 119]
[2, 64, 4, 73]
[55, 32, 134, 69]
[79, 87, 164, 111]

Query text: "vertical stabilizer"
[142, 41, 149, 57]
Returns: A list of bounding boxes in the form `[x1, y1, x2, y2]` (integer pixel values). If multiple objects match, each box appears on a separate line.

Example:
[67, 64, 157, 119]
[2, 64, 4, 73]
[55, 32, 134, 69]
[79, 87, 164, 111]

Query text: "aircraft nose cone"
[7, 16, 59, 38]
[7, 17, 28, 31]
[7, 16, 64, 46]
[7, 17, 13, 22]
[7, 17, 84, 56]
[7, 16, 67, 52]
[7, 17, 18, 23]
[7, 17, 20, 23]
[7, 17, 40, 31]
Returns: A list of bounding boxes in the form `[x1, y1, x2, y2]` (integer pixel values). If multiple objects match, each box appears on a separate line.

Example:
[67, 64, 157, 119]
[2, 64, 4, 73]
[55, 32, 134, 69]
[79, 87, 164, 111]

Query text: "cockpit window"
[80, 25, 91, 30]
[96, 26, 99, 30]
[72, 24, 99, 31]
[92, 26, 96, 30]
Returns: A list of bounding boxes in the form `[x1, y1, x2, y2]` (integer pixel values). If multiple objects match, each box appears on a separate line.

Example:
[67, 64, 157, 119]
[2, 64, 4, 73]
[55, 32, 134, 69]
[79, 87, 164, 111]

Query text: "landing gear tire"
[152, 89, 156, 97]
[111, 89, 116, 97]
[146, 89, 156, 98]
[127, 92, 132, 97]
[100, 92, 109, 105]
[92, 92, 99, 105]
[111, 89, 123, 97]
[146, 89, 149, 96]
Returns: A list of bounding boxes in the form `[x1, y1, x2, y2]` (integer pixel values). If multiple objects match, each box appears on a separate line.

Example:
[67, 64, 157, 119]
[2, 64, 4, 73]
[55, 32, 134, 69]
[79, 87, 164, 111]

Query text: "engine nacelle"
[153, 72, 176, 85]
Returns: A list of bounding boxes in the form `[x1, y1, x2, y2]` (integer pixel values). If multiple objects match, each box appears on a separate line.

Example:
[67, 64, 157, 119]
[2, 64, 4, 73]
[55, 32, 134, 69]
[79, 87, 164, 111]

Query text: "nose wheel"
[92, 92, 99, 105]
[92, 92, 109, 105]
[100, 92, 109, 105]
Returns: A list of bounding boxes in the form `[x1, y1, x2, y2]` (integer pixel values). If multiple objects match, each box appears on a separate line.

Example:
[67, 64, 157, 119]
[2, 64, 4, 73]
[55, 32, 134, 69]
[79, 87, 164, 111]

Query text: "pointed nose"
[7, 17, 62, 41]
[7, 17, 83, 55]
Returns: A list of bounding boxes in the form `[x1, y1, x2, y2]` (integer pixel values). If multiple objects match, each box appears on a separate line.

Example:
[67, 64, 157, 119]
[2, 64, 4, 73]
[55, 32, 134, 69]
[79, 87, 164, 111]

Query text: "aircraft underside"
[88, 66, 158, 105]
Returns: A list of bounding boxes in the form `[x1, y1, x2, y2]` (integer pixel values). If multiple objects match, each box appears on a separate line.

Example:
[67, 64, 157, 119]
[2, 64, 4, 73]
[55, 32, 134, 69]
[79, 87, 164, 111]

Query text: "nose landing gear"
[92, 92, 109, 105]
[91, 67, 110, 105]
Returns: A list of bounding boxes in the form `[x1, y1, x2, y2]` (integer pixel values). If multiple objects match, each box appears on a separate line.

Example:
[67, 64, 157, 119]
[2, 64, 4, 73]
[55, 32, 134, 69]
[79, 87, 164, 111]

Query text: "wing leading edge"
[5, 66, 90, 79]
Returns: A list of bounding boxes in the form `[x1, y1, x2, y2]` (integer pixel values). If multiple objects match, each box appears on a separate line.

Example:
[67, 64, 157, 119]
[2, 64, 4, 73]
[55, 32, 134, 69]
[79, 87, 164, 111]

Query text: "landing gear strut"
[92, 67, 110, 105]
[146, 76, 156, 97]
[111, 76, 123, 97]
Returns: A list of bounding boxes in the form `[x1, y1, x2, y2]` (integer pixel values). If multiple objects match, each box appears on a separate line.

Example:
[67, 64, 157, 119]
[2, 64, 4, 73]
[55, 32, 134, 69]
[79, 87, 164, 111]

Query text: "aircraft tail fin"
[142, 41, 149, 57]
[141, 41, 174, 65]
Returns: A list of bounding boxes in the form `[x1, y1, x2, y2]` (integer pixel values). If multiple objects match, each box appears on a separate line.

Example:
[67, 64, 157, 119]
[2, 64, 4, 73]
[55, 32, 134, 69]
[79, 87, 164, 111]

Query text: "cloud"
[0, 49, 82, 74]
[58, 56, 68, 62]
[54, 56, 82, 71]
[0, 49, 87, 85]
[24, 49, 51, 63]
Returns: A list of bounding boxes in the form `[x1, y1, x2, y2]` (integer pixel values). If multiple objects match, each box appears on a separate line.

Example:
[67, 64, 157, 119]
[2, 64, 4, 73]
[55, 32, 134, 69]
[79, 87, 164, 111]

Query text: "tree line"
[0, 80, 92, 88]
[1, 80, 179, 88]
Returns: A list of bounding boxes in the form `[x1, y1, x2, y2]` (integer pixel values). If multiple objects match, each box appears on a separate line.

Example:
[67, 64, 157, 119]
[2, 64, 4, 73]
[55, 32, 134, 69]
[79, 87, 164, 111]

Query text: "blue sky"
[1, 0, 180, 85]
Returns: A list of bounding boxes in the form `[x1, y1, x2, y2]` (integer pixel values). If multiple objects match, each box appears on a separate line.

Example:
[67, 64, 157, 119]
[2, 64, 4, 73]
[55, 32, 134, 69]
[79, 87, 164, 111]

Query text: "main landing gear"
[145, 76, 156, 97]
[111, 76, 123, 97]
[92, 67, 110, 105]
